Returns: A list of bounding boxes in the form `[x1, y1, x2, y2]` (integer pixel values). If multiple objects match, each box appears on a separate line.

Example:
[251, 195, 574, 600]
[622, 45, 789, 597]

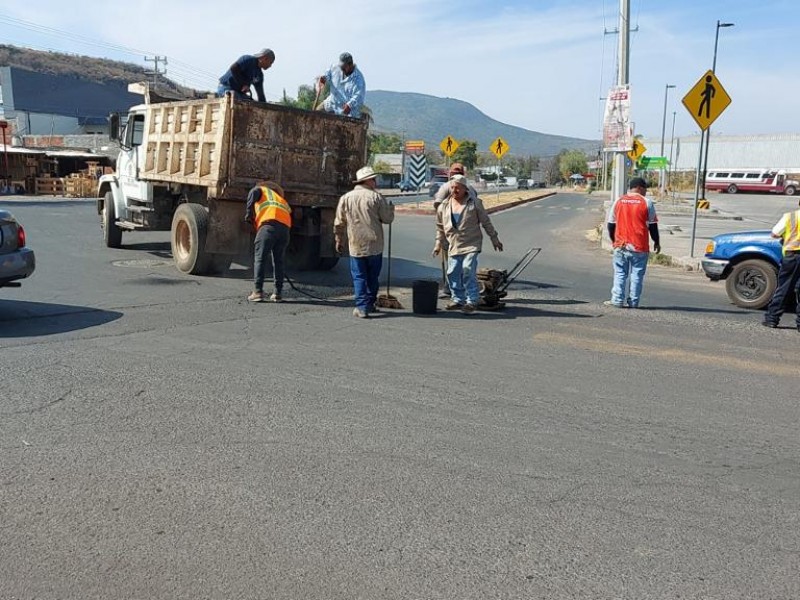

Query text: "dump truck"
[97, 85, 369, 273]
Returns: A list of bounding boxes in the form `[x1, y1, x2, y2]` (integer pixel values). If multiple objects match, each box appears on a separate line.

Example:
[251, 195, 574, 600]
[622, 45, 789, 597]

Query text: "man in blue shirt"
[218, 49, 275, 102]
[316, 52, 366, 118]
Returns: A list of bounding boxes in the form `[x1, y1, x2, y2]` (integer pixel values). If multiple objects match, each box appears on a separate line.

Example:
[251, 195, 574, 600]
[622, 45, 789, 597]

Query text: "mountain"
[367, 90, 597, 157]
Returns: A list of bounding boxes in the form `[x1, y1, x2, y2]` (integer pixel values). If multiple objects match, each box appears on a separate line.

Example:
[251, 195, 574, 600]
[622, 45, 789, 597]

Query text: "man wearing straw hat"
[217, 49, 275, 102]
[334, 166, 395, 318]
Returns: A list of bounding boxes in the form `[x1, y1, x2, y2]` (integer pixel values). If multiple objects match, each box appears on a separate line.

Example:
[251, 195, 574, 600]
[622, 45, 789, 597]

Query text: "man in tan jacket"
[334, 167, 395, 318]
[433, 174, 503, 314]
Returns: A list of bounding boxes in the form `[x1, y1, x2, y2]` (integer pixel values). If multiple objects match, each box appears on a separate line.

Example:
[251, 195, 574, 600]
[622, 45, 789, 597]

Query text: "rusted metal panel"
[222, 101, 368, 206]
[138, 96, 368, 209]
[205, 198, 253, 256]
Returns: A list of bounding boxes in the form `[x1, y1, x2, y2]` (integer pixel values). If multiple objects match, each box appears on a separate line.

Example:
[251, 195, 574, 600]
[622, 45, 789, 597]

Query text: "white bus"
[705, 169, 798, 195]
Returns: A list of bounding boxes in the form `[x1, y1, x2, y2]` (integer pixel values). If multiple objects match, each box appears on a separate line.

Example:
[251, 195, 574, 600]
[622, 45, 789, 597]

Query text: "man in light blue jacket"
[316, 52, 366, 118]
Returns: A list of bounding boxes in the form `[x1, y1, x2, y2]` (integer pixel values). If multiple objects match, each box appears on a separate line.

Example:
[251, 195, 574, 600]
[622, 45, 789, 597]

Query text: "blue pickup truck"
[702, 230, 783, 309]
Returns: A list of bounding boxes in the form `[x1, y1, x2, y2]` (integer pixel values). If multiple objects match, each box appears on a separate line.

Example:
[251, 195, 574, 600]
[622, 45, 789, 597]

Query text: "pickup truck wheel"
[727, 184, 738, 194]
[102, 192, 123, 248]
[725, 259, 777, 309]
[785, 185, 797, 196]
[171, 203, 210, 274]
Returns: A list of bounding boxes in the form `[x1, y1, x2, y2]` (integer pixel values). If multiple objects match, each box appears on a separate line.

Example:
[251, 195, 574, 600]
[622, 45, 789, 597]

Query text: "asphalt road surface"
[1, 194, 798, 599]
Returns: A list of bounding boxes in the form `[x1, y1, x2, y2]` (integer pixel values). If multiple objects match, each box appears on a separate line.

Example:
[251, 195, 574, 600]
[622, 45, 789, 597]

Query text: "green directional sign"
[638, 156, 668, 170]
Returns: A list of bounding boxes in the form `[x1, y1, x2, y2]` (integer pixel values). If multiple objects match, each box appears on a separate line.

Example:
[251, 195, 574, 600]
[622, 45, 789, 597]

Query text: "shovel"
[377, 221, 403, 309]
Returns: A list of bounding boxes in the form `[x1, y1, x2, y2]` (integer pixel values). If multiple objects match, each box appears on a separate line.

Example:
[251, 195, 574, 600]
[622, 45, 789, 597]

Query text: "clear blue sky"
[0, 0, 795, 143]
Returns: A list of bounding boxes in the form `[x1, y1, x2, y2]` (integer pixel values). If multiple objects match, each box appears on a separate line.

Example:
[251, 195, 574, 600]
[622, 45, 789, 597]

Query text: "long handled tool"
[377, 221, 403, 309]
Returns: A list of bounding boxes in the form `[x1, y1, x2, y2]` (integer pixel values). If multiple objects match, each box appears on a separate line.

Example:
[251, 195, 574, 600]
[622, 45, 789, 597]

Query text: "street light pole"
[700, 20, 735, 200]
[668, 110, 676, 195]
[659, 84, 675, 194]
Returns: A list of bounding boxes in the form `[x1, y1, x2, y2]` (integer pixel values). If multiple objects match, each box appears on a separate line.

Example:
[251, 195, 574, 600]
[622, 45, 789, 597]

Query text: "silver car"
[0, 209, 35, 288]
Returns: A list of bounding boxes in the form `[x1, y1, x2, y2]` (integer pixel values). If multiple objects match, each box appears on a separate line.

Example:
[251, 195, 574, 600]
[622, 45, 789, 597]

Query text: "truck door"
[118, 112, 152, 204]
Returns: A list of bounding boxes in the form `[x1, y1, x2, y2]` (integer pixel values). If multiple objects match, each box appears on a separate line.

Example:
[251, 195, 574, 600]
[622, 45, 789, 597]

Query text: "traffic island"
[395, 190, 556, 216]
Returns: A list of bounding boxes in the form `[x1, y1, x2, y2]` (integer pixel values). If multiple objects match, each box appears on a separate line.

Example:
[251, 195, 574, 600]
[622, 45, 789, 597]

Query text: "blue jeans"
[611, 248, 649, 307]
[350, 254, 383, 311]
[447, 252, 480, 305]
[216, 84, 250, 100]
[764, 252, 800, 326]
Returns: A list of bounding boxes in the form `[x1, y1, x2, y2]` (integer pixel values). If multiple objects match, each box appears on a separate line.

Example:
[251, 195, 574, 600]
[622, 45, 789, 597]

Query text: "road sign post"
[490, 137, 509, 201]
[682, 71, 732, 257]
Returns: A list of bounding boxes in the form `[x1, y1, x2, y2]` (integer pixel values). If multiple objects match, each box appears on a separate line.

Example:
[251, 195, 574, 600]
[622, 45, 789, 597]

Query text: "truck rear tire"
[287, 234, 322, 271]
[318, 257, 340, 271]
[725, 259, 777, 310]
[785, 185, 796, 196]
[727, 184, 738, 194]
[102, 192, 123, 248]
[171, 203, 211, 274]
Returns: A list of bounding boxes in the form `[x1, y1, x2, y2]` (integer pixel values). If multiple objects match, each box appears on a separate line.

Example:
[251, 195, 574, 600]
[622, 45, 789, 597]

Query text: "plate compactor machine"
[477, 247, 541, 310]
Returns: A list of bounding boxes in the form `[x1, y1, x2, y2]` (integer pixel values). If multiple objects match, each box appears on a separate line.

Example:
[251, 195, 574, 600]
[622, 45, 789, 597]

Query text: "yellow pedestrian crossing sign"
[440, 135, 459, 157]
[682, 70, 732, 131]
[627, 138, 646, 161]
[490, 137, 509, 159]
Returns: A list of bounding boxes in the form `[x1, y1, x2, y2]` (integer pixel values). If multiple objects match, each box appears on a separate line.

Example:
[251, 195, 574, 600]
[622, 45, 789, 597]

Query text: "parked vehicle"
[0, 209, 35, 288]
[705, 169, 798, 196]
[397, 179, 416, 192]
[517, 179, 530, 190]
[427, 175, 450, 198]
[98, 86, 368, 274]
[702, 230, 782, 309]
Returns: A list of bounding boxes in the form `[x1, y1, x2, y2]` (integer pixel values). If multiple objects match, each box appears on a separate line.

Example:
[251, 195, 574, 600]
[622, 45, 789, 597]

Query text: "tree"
[368, 132, 403, 155]
[451, 140, 478, 170]
[280, 85, 316, 110]
[544, 151, 566, 185]
[559, 149, 589, 180]
[372, 160, 393, 174]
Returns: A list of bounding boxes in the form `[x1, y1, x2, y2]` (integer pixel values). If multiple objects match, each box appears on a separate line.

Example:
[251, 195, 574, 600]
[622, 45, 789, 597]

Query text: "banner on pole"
[602, 85, 633, 153]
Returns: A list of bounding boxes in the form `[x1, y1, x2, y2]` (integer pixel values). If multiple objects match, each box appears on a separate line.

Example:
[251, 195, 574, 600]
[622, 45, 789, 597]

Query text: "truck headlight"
[704, 241, 715, 255]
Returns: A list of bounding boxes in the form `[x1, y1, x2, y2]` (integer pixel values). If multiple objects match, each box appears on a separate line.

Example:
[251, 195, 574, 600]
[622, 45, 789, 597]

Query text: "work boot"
[445, 301, 464, 311]
[461, 303, 476, 315]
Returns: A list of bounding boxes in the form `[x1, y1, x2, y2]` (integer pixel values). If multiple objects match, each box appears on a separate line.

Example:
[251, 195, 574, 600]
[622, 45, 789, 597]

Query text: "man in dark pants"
[218, 49, 275, 102]
[245, 181, 292, 303]
[762, 201, 800, 329]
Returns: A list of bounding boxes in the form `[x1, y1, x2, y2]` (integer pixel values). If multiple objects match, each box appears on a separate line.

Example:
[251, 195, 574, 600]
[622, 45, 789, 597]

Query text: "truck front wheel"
[171, 203, 211, 274]
[725, 259, 777, 309]
[785, 185, 796, 196]
[102, 192, 123, 248]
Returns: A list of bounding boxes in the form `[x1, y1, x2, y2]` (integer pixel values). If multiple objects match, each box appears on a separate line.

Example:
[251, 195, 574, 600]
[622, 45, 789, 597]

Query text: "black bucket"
[412, 279, 439, 315]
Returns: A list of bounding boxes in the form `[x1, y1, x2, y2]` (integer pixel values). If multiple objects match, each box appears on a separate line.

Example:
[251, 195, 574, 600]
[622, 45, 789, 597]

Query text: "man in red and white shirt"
[605, 177, 660, 308]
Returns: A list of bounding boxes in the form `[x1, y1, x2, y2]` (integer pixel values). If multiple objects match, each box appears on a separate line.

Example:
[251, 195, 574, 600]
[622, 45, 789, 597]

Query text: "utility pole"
[668, 111, 677, 195]
[611, 0, 631, 203]
[659, 84, 675, 194]
[144, 55, 168, 89]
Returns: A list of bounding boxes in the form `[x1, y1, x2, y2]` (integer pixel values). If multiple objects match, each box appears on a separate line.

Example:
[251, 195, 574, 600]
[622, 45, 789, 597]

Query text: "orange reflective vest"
[783, 209, 800, 254]
[254, 186, 292, 230]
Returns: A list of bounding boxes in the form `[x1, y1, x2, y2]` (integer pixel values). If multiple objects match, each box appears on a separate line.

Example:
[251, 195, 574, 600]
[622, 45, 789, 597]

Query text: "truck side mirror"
[109, 113, 120, 141]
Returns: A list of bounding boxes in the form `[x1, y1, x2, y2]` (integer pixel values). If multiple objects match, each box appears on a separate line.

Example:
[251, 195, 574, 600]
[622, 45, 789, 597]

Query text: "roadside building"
[0, 66, 138, 138]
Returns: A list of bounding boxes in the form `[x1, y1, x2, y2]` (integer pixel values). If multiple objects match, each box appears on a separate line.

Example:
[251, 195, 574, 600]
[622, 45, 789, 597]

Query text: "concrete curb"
[395, 191, 556, 216]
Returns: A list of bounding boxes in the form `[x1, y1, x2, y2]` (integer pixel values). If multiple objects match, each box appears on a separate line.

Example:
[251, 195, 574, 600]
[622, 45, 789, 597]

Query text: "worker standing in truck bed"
[316, 52, 366, 118]
[218, 49, 275, 102]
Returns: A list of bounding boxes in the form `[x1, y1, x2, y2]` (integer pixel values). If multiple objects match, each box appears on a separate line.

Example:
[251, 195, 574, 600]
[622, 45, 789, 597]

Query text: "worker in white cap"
[218, 49, 275, 102]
